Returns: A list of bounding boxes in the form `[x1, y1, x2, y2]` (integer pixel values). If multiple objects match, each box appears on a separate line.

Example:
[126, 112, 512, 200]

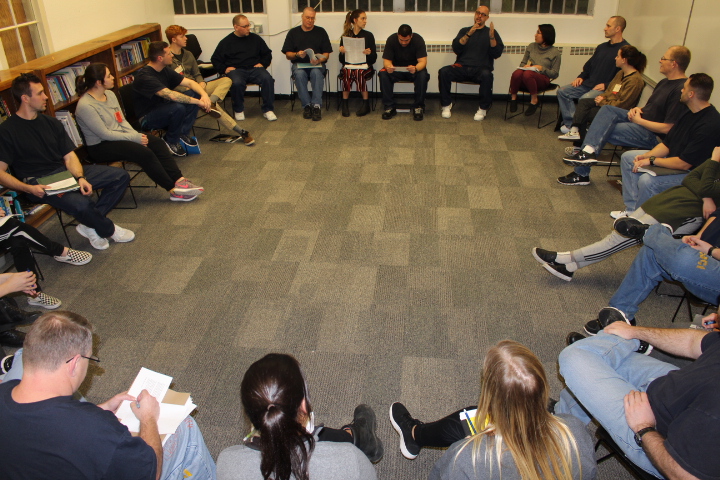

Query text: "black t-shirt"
[0, 380, 156, 479]
[281, 25, 333, 63]
[641, 77, 688, 127]
[0, 113, 75, 180]
[664, 105, 720, 168]
[702, 208, 720, 246]
[382, 33, 427, 67]
[647, 332, 720, 480]
[132, 65, 185, 118]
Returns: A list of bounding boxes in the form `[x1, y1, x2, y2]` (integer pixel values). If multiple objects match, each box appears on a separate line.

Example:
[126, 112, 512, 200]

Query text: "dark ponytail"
[241, 354, 314, 480]
[76, 63, 108, 96]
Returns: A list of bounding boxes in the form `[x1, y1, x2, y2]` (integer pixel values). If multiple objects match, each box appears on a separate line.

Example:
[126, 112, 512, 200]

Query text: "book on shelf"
[119, 74, 135, 86]
[55, 110, 83, 148]
[0, 191, 24, 222]
[114, 37, 151, 71]
[46, 62, 90, 105]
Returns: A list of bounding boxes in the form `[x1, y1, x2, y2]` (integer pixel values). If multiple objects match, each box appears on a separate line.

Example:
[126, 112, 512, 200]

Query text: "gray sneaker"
[346, 404, 384, 463]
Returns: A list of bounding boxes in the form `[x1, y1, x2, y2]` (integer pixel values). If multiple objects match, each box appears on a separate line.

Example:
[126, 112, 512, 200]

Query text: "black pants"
[439, 65, 493, 109]
[87, 134, 183, 191]
[0, 217, 65, 292]
[413, 407, 476, 448]
[379, 70, 430, 109]
[317, 426, 353, 443]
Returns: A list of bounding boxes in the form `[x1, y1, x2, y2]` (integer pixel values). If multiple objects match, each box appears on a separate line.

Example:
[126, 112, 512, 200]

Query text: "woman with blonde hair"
[390, 340, 596, 479]
[338, 9, 376, 117]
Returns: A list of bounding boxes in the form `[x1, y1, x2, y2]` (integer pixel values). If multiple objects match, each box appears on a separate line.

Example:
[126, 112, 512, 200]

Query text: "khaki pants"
[204, 77, 236, 131]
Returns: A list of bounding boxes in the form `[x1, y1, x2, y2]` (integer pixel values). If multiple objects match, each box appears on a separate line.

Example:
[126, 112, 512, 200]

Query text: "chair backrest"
[117, 84, 141, 131]
[185, 34, 202, 61]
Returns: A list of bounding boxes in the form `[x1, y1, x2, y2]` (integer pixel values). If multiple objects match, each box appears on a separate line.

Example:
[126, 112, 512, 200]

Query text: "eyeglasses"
[237, 24, 251, 28]
[66, 354, 100, 364]
[660, 57, 674, 62]
[476, 12, 489, 16]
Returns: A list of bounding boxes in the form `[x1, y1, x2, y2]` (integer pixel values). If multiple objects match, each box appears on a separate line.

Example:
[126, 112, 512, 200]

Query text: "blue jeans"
[621, 150, 687, 212]
[438, 65, 493, 109]
[574, 106, 660, 177]
[3, 349, 216, 480]
[141, 91, 200, 144]
[557, 83, 600, 128]
[227, 67, 275, 114]
[609, 224, 720, 319]
[25, 165, 129, 238]
[556, 332, 678, 478]
[292, 64, 326, 108]
[379, 69, 430, 109]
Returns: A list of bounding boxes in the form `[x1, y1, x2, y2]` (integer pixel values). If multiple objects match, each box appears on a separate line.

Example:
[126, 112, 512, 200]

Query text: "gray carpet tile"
[7, 97, 676, 479]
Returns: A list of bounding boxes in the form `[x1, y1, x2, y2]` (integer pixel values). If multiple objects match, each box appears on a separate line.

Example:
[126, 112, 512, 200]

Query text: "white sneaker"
[560, 125, 571, 134]
[27, 292, 61, 310]
[610, 210, 629, 219]
[441, 104, 452, 119]
[234, 111, 245, 121]
[474, 108, 487, 121]
[76, 224, 109, 250]
[111, 224, 135, 243]
[558, 131, 580, 141]
[263, 111, 277, 121]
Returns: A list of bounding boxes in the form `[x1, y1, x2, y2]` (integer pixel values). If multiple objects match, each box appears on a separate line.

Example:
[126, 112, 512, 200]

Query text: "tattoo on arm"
[156, 88, 195, 104]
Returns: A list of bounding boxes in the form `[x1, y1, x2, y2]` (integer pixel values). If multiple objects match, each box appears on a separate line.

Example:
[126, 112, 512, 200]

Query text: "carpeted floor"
[12, 95, 690, 479]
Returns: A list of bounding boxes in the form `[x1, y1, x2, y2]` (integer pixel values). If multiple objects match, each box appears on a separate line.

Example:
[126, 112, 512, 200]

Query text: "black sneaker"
[346, 404, 384, 463]
[179, 134, 198, 147]
[382, 108, 397, 120]
[613, 217, 649, 240]
[1, 354, 13, 374]
[509, 99, 518, 113]
[584, 307, 635, 335]
[566, 331, 586, 345]
[532, 247, 557, 265]
[524, 103, 538, 116]
[389, 402, 421, 459]
[163, 137, 187, 157]
[413, 107, 424, 121]
[562, 150, 598, 166]
[312, 105, 322, 121]
[557, 172, 590, 186]
[542, 262, 574, 281]
[303, 105, 312, 119]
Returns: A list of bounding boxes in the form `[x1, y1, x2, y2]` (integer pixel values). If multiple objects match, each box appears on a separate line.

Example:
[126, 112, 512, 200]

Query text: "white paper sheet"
[342, 37, 366, 64]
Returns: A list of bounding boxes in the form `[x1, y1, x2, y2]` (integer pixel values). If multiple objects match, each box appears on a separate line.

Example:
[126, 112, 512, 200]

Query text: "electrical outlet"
[254, 24, 263, 34]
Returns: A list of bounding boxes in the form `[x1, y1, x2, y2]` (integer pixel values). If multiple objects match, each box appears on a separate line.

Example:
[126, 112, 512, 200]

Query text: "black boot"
[356, 100, 370, 117]
[0, 296, 42, 326]
[341, 99, 350, 117]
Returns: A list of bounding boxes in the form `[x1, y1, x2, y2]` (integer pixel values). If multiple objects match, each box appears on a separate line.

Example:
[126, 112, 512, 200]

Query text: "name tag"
[612, 83, 621, 94]
[115, 111, 123, 123]
[174, 65, 183, 74]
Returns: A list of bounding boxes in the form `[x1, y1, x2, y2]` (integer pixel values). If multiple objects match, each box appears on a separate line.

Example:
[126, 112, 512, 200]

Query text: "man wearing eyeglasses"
[558, 46, 691, 187]
[439, 5, 504, 121]
[210, 15, 277, 122]
[0, 311, 216, 480]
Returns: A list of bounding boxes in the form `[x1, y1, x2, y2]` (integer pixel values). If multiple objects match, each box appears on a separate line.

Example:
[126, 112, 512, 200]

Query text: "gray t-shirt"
[429, 414, 597, 480]
[217, 440, 377, 480]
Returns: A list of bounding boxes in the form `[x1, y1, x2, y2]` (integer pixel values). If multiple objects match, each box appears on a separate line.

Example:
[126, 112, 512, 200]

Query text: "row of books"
[46, 62, 90, 105]
[118, 74, 135, 86]
[0, 193, 23, 221]
[114, 37, 151, 71]
[55, 110, 83, 148]
[0, 97, 10, 125]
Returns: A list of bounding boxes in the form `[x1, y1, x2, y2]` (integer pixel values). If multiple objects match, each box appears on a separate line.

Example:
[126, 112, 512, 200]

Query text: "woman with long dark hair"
[391, 340, 597, 480]
[338, 10, 376, 117]
[508, 24, 561, 116]
[217, 353, 382, 480]
[75, 63, 204, 202]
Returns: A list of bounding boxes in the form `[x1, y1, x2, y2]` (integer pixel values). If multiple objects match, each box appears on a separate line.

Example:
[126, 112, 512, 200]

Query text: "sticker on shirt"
[115, 111, 123, 123]
[612, 83, 622, 94]
[175, 65, 184, 74]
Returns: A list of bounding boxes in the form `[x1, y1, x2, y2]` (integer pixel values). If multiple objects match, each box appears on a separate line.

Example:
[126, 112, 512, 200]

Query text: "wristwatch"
[708, 246, 716, 258]
[649, 156, 656, 166]
[634, 426, 656, 446]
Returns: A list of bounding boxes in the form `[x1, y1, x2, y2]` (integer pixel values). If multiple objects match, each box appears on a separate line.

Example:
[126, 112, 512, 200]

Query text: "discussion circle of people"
[0, 4, 719, 480]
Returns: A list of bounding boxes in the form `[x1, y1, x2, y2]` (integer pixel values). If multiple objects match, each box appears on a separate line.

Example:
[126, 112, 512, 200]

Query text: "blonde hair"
[457, 341, 581, 480]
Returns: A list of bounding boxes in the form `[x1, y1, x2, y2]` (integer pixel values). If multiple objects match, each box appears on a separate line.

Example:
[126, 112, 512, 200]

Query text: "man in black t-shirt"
[133, 41, 213, 156]
[0, 73, 133, 251]
[0, 311, 215, 479]
[281, 7, 332, 121]
[557, 321, 720, 479]
[439, 5, 504, 121]
[379, 24, 430, 121]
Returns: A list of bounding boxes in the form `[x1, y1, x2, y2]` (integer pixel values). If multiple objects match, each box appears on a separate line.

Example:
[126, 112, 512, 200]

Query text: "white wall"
[35, 0, 174, 52]
[177, 0, 621, 95]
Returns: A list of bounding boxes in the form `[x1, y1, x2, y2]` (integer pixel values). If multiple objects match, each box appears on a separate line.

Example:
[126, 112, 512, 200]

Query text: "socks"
[570, 126, 579, 135]
[232, 125, 246, 135]
[555, 251, 572, 264]
[582, 145, 596, 154]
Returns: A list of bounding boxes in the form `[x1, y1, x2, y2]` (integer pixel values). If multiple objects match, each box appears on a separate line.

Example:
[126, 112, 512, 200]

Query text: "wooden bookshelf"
[0, 24, 162, 228]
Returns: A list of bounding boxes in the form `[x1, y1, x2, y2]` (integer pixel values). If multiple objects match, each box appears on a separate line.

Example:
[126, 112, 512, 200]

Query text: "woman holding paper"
[217, 353, 382, 480]
[390, 340, 596, 480]
[338, 10, 377, 117]
[508, 24, 560, 116]
[75, 63, 204, 202]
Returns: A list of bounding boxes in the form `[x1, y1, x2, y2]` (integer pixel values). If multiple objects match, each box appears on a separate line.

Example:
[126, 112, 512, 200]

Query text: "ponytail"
[76, 63, 108, 96]
[341, 9, 365, 39]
